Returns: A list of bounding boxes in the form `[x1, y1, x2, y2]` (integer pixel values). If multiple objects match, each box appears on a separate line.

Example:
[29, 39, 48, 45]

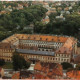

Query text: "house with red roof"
[34, 61, 63, 79]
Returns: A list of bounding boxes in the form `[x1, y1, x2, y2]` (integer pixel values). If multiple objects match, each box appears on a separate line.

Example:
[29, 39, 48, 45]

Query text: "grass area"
[2, 62, 13, 69]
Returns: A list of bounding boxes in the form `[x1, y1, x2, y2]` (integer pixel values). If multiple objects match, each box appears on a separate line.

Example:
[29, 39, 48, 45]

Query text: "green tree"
[34, 21, 45, 33]
[49, 13, 58, 22]
[61, 62, 73, 70]
[76, 63, 80, 70]
[0, 59, 5, 66]
[12, 51, 30, 71]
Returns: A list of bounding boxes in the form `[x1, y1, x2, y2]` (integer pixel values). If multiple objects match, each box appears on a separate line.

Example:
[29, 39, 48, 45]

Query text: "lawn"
[2, 62, 13, 69]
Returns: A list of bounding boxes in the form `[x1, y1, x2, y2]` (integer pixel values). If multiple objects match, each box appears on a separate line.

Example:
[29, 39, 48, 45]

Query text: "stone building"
[0, 34, 77, 63]
[0, 42, 14, 61]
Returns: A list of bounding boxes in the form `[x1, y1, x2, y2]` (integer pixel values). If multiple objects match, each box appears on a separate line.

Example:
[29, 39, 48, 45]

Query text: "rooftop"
[34, 61, 63, 77]
[2, 34, 73, 44]
[56, 37, 77, 54]
[67, 70, 80, 79]
[16, 49, 55, 56]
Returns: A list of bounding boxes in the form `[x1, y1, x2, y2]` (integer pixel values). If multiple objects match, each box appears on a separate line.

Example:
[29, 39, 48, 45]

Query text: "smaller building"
[64, 7, 69, 11]
[43, 2, 49, 10]
[46, 10, 57, 16]
[17, 4, 23, 10]
[34, 61, 63, 79]
[0, 42, 14, 62]
[42, 16, 50, 24]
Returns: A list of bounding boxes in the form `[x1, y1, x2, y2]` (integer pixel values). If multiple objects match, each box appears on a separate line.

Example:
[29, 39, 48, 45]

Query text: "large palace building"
[0, 34, 77, 63]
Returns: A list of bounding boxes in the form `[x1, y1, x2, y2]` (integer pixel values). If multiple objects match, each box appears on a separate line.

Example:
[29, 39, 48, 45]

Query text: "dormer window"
[50, 69, 52, 71]
[58, 39, 60, 42]
[34, 37, 36, 40]
[28, 37, 30, 39]
[52, 38, 54, 41]
[5, 46, 7, 48]
[64, 51, 67, 53]
[14, 38, 15, 40]
[46, 38, 48, 41]
[40, 38, 42, 40]
[16, 36, 19, 38]
[59, 50, 61, 52]
[22, 36, 24, 39]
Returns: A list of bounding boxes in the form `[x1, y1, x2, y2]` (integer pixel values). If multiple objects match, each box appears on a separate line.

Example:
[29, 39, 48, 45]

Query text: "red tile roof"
[34, 62, 42, 71]
[2, 34, 69, 43]
[56, 37, 77, 54]
[67, 70, 80, 79]
[34, 62, 63, 77]
[34, 73, 50, 79]
[0, 42, 13, 50]
[12, 72, 20, 79]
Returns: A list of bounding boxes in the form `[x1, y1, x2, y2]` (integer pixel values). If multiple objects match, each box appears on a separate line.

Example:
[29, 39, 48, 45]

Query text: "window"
[57, 54, 58, 56]
[61, 59, 63, 61]
[22, 36, 24, 39]
[28, 37, 30, 39]
[40, 38, 42, 40]
[58, 38, 60, 42]
[48, 57, 49, 60]
[16, 36, 18, 38]
[59, 50, 61, 53]
[34, 37, 36, 40]
[52, 38, 54, 41]
[64, 51, 67, 53]
[50, 57, 52, 60]
[5, 46, 7, 48]
[42, 49, 44, 51]
[67, 59, 69, 62]
[46, 38, 48, 41]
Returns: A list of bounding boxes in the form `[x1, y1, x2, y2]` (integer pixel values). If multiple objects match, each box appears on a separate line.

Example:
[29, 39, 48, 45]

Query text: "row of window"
[55, 58, 70, 62]
[20, 44, 54, 48]
[19, 43, 61, 49]
[21, 54, 70, 63]
[0, 53, 12, 57]
[55, 54, 70, 57]
[21, 54, 54, 60]
[0, 49, 13, 52]
[38, 48, 53, 52]
[0, 57, 11, 61]
[20, 40, 63, 45]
